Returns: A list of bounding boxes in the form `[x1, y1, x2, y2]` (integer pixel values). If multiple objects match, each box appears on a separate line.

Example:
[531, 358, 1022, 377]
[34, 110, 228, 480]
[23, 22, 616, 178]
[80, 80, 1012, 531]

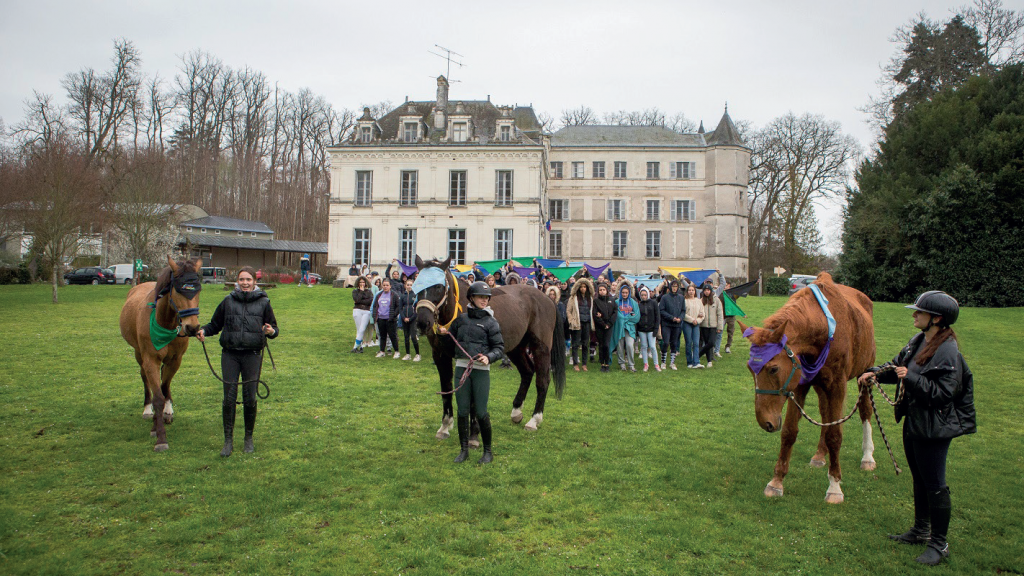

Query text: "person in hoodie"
[683, 284, 705, 368]
[350, 275, 373, 353]
[636, 285, 661, 372]
[658, 279, 686, 370]
[197, 267, 279, 457]
[611, 282, 641, 372]
[398, 278, 420, 361]
[592, 282, 617, 372]
[438, 282, 505, 465]
[566, 277, 596, 372]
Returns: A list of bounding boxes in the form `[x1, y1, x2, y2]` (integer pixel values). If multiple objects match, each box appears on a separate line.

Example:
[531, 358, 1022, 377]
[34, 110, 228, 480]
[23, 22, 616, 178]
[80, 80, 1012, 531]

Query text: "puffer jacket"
[872, 333, 976, 440]
[202, 288, 279, 351]
[636, 297, 660, 333]
[449, 306, 505, 364]
[659, 289, 686, 324]
[592, 293, 617, 331]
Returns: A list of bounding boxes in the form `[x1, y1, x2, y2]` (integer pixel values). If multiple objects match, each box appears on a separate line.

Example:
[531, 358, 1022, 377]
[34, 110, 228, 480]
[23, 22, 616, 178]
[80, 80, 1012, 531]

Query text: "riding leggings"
[454, 366, 490, 419]
[903, 427, 952, 492]
[222, 349, 261, 407]
[401, 320, 419, 355]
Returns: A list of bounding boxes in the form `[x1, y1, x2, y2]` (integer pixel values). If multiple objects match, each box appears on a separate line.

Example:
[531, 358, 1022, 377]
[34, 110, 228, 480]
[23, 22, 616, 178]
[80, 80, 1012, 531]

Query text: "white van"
[109, 263, 149, 284]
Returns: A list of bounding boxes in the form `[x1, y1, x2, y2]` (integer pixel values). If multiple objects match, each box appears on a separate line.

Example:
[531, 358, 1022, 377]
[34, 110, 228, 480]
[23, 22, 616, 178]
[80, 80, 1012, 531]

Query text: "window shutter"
[669, 162, 676, 179]
[606, 200, 612, 221]
[689, 201, 697, 222]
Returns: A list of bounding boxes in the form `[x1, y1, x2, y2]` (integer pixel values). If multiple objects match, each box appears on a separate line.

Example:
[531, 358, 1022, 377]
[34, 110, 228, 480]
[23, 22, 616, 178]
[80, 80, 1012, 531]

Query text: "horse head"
[740, 318, 799, 433]
[157, 255, 204, 337]
[413, 255, 453, 334]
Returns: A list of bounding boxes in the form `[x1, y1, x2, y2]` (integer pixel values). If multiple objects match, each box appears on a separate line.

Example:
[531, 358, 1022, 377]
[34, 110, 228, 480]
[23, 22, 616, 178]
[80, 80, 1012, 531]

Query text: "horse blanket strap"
[147, 304, 179, 351]
[798, 284, 835, 384]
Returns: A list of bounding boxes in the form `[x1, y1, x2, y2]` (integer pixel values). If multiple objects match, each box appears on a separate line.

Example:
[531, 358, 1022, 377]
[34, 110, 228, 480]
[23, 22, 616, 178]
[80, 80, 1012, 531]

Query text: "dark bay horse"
[740, 272, 876, 503]
[119, 256, 203, 451]
[413, 256, 566, 438]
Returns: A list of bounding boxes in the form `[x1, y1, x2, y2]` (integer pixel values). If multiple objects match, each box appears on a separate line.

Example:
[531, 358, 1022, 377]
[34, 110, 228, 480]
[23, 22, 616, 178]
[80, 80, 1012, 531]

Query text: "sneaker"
[695, 363, 705, 368]
[350, 347, 359, 353]
[643, 364, 649, 372]
[707, 361, 713, 368]
[568, 357, 574, 365]
[402, 354, 411, 361]
[413, 354, 421, 362]
[630, 366, 636, 373]
[619, 364, 626, 371]
[356, 347, 364, 354]
[375, 351, 385, 358]
[581, 365, 588, 372]
[574, 365, 580, 372]
[670, 363, 677, 371]
[725, 347, 731, 354]
[393, 351, 401, 359]
[715, 352, 722, 358]
[655, 364, 662, 372]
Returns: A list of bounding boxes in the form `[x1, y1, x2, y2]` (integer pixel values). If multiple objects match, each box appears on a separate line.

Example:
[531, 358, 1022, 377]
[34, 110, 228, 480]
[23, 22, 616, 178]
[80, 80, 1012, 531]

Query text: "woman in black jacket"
[591, 282, 617, 372]
[198, 267, 279, 457]
[351, 276, 373, 352]
[858, 291, 976, 566]
[636, 285, 661, 372]
[398, 278, 420, 361]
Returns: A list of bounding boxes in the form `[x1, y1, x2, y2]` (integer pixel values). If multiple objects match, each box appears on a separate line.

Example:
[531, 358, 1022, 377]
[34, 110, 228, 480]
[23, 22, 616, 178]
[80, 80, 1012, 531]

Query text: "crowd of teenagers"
[345, 260, 738, 374]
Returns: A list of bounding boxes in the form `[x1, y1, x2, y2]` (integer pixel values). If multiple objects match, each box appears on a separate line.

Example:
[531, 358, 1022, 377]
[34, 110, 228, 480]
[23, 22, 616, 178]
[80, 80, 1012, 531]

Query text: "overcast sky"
[1, 0, 1008, 252]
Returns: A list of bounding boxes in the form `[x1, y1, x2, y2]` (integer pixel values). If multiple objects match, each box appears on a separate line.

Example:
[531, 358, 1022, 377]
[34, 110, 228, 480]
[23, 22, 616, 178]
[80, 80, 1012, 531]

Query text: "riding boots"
[243, 402, 257, 453]
[477, 414, 493, 464]
[220, 403, 235, 457]
[889, 482, 931, 544]
[454, 416, 470, 463]
[916, 487, 952, 565]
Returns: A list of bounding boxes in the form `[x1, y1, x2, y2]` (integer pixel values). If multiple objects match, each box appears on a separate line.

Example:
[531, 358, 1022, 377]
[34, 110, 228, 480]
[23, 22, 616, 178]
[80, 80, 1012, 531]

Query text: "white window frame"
[593, 161, 605, 179]
[549, 199, 568, 221]
[495, 170, 513, 207]
[251, 232, 257, 238]
[612, 231, 628, 258]
[360, 126, 372, 143]
[550, 161, 563, 179]
[201, 228, 207, 233]
[500, 125, 512, 141]
[646, 199, 660, 221]
[494, 229, 513, 260]
[646, 230, 661, 258]
[614, 161, 627, 179]
[448, 229, 467, 265]
[646, 162, 660, 179]
[353, 229, 371, 265]
[671, 199, 697, 222]
[548, 230, 563, 258]
[186, 226, 193, 232]
[670, 161, 694, 179]
[571, 161, 585, 179]
[449, 170, 467, 206]
[400, 229, 417, 264]
[237, 231, 243, 236]
[400, 170, 418, 206]
[452, 122, 468, 142]
[606, 199, 625, 221]
[403, 122, 418, 142]
[355, 171, 372, 206]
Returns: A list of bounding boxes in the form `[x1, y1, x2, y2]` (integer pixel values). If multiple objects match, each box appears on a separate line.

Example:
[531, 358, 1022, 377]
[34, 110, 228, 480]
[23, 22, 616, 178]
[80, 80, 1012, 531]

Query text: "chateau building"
[326, 77, 749, 277]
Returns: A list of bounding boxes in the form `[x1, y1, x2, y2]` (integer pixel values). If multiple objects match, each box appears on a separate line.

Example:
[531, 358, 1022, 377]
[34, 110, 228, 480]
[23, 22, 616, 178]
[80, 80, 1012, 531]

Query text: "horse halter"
[745, 328, 802, 399]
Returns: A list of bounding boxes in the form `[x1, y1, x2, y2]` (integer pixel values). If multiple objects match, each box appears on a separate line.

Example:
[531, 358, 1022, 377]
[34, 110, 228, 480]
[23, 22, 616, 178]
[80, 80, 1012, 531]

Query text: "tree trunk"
[52, 263, 60, 304]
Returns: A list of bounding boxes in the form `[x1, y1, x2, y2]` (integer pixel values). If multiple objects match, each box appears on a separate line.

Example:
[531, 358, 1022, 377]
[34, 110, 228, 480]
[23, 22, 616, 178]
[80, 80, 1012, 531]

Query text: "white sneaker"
[375, 351, 385, 358]
[402, 354, 411, 361]
[707, 361, 713, 368]
[695, 363, 705, 368]
[393, 351, 401, 359]
[670, 363, 677, 371]
[413, 354, 421, 362]
[725, 347, 731, 354]
[715, 352, 722, 358]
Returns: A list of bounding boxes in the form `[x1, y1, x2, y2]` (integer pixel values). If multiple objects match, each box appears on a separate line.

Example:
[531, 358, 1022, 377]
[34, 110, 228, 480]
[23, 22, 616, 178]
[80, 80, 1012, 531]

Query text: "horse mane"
[151, 259, 192, 305]
[755, 272, 835, 351]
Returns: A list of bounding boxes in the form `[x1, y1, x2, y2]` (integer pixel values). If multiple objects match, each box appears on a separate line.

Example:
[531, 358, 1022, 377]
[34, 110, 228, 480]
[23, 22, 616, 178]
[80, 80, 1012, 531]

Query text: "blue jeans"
[637, 331, 658, 366]
[682, 323, 700, 366]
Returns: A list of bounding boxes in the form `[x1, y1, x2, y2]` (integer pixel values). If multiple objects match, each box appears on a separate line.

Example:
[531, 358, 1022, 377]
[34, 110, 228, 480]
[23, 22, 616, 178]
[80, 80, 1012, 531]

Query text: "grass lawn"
[0, 283, 1021, 575]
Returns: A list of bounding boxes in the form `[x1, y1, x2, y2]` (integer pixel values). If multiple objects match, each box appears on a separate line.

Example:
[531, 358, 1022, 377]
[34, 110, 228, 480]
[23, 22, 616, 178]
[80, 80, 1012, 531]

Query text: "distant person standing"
[399, 278, 421, 361]
[698, 283, 724, 368]
[566, 278, 595, 372]
[612, 283, 640, 372]
[371, 278, 400, 358]
[682, 284, 705, 368]
[299, 254, 311, 286]
[592, 282, 617, 373]
[659, 280, 685, 370]
[350, 276, 373, 353]
[636, 285, 661, 372]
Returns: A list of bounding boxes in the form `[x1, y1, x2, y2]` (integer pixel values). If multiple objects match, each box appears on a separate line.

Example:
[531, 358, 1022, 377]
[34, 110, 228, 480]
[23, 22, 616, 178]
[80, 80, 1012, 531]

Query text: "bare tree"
[11, 92, 67, 149]
[559, 105, 597, 127]
[604, 107, 667, 127]
[962, 0, 1024, 65]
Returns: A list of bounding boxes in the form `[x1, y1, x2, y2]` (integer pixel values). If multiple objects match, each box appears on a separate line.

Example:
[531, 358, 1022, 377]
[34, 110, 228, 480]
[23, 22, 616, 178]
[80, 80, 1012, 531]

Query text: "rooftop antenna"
[428, 44, 465, 82]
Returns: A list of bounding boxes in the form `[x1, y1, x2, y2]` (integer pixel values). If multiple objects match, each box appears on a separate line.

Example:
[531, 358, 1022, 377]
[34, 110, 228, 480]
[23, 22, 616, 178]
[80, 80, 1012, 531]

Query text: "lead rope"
[200, 338, 275, 403]
[436, 332, 476, 395]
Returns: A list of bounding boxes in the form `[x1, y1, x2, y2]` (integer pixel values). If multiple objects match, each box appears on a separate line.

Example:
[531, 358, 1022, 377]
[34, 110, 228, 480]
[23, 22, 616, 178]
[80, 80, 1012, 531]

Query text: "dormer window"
[360, 126, 372, 143]
[452, 122, 468, 142]
[500, 125, 511, 141]
[403, 122, 418, 142]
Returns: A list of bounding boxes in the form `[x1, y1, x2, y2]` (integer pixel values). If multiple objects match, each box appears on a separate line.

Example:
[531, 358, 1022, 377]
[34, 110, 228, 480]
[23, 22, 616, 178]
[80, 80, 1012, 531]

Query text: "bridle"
[754, 342, 802, 399]
[415, 268, 462, 334]
[157, 273, 202, 337]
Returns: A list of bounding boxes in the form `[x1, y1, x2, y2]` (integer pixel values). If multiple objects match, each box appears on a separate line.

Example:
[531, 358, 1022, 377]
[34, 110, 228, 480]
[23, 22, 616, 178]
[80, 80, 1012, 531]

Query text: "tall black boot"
[477, 414, 493, 464]
[220, 403, 235, 457]
[889, 482, 931, 544]
[454, 416, 470, 463]
[916, 488, 951, 565]
[243, 402, 257, 453]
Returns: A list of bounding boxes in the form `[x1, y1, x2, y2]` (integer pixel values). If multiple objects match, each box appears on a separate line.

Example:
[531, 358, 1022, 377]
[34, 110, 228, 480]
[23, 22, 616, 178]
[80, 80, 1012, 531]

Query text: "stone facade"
[326, 78, 749, 277]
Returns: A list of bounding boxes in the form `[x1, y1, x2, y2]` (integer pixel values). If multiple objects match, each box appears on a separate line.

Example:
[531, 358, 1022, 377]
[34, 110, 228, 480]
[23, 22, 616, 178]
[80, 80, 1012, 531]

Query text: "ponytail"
[914, 327, 958, 366]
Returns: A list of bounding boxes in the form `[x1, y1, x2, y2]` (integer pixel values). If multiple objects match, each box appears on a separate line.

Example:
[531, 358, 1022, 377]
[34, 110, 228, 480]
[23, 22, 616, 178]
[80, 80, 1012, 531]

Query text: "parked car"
[109, 263, 150, 284]
[200, 266, 228, 284]
[64, 267, 116, 285]
[307, 273, 322, 285]
[788, 274, 818, 296]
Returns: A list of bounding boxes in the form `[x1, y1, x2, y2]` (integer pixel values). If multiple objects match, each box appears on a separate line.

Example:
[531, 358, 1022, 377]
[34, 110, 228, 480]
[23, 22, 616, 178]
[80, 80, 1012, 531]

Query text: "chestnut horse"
[413, 256, 566, 439]
[119, 256, 203, 451]
[740, 272, 876, 503]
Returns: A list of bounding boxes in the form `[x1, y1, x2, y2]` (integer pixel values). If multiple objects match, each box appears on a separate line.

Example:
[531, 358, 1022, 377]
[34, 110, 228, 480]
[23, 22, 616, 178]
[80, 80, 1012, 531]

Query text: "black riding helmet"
[467, 281, 492, 298]
[906, 290, 959, 327]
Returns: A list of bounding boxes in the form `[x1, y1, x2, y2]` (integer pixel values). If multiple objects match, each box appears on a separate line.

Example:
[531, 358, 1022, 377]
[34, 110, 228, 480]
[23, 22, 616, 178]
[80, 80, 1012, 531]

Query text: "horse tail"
[551, 310, 567, 400]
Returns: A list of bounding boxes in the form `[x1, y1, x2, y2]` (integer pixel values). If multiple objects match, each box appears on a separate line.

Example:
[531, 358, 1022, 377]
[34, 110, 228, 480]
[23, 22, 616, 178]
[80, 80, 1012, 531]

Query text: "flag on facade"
[545, 219, 551, 231]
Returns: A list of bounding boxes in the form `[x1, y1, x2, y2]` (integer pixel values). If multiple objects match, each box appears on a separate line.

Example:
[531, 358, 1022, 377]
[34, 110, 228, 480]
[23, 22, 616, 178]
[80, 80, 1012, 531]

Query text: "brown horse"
[740, 272, 876, 503]
[119, 256, 203, 451]
[413, 256, 566, 438]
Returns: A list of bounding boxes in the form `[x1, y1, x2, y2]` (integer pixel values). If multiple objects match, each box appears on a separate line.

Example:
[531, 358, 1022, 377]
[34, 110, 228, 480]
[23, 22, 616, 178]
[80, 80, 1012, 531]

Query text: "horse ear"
[192, 257, 203, 271]
[167, 255, 179, 274]
[738, 320, 749, 335]
[440, 256, 452, 270]
[415, 255, 424, 270]
[767, 319, 789, 343]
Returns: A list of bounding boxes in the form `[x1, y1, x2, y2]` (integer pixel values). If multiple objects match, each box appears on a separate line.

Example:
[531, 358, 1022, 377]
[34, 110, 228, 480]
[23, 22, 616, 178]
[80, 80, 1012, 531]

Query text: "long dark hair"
[700, 286, 715, 306]
[915, 327, 958, 365]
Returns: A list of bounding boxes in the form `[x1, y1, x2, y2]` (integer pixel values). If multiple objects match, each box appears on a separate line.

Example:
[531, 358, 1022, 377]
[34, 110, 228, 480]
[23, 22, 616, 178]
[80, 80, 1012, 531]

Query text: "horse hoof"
[163, 415, 174, 424]
[154, 443, 169, 452]
[524, 421, 539, 431]
[764, 484, 784, 498]
[825, 493, 845, 504]
[809, 458, 826, 468]
[435, 431, 450, 440]
[142, 413, 154, 420]
[510, 409, 523, 424]
[860, 460, 877, 471]
[469, 439, 480, 449]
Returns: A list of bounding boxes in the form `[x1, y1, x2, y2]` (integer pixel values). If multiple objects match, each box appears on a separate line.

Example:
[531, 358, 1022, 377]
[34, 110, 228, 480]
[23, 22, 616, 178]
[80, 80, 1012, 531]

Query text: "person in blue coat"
[611, 282, 641, 372]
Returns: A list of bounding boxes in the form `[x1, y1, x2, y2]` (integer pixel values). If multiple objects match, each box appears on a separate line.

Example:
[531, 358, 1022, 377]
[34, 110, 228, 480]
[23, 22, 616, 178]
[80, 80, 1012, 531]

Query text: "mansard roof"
[550, 125, 705, 147]
[706, 108, 745, 147]
[374, 100, 542, 143]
